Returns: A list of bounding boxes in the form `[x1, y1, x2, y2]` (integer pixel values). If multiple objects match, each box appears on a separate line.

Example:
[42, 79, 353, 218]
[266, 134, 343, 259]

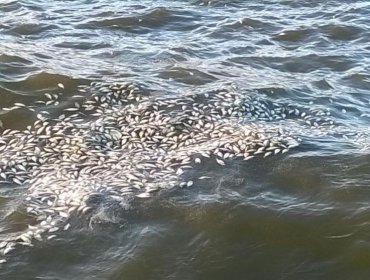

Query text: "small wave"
[8, 23, 58, 36]
[342, 73, 370, 91]
[0, 54, 33, 65]
[320, 24, 365, 41]
[273, 28, 316, 43]
[228, 54, 357, 73]
[224, 17, 276, 32]
[0, 54, 37, 83]
[53, 41, 112, 50]
[78, 7, 199, 33]
[0, 72, 86, 95]
[157, 67, 217, 85]
[239, 17, 271, 29]
[0, 1, 20, 12]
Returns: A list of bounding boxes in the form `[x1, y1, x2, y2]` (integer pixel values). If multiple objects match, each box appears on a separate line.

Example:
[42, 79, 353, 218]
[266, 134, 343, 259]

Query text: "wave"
[8, 23, 58, 36]
[77, 7, 200, 33]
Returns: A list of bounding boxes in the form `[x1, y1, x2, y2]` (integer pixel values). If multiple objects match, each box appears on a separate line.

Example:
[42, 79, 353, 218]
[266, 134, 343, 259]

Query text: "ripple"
[0, 54, 32, 65]
[8, 23, 57, 36]
[0, 72, 85, 94]
[227, 54, 357, 74]
[158, 67, 217, 85]
[312, 79, 334, 90]
[0, 1, 20, 12]
[222, 17, 276, 32]
[320, 24, 365, 41]
[0, 54, 37, 82]
[342, 73, 370, 90]
[273, 28, 315, 43]
[53, 41, 112, 50]
[79, 7, 200, 33]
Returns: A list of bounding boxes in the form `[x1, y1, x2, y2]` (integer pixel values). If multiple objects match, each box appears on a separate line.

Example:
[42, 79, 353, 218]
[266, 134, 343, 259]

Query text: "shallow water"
[0, 0, 370, 279]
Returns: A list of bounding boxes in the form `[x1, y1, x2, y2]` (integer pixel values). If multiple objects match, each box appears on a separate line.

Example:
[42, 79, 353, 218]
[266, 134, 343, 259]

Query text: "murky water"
[0, 0, 370, 279]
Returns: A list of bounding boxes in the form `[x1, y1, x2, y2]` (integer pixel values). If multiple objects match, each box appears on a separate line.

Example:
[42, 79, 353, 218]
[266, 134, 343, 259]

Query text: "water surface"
[1, 0, 370, 279]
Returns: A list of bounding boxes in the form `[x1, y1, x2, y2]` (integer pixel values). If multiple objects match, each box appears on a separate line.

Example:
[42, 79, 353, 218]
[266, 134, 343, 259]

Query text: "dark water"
[1, 0, 370, 279]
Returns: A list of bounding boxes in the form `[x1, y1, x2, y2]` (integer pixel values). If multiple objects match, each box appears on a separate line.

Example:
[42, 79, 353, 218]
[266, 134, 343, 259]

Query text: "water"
[0, 0, 370, 279]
